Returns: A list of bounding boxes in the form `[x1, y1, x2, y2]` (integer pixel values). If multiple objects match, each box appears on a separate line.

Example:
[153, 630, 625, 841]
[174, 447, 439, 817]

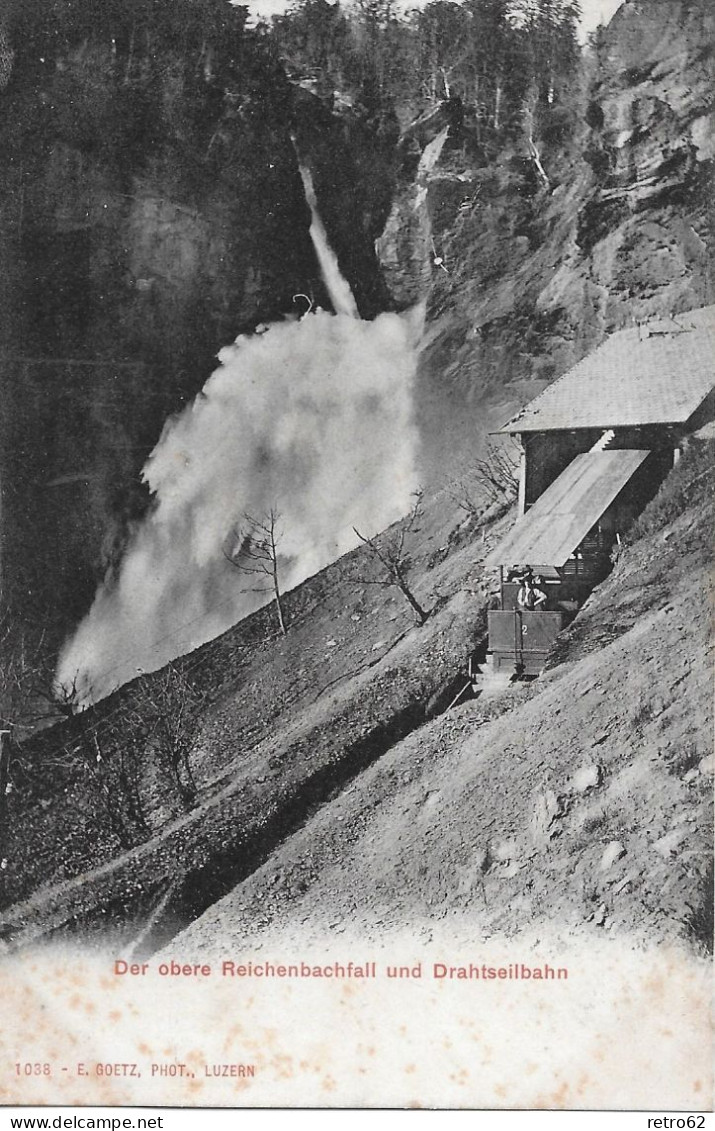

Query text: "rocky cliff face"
[380, 0, 714, 482]
[561, 0, 713, 325]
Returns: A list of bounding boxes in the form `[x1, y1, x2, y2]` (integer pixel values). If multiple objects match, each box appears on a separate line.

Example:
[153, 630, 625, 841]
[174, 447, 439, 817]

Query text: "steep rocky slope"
[165, 436, 714, 957]
[0, 436, 711, 962]
[0, 486, 510, 931]
[404, 0, 714, 481]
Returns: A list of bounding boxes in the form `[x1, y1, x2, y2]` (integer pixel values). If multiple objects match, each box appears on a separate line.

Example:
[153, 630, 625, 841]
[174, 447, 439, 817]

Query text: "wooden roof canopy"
[483, 450, 650, 569]
[498, 305, 715, 434]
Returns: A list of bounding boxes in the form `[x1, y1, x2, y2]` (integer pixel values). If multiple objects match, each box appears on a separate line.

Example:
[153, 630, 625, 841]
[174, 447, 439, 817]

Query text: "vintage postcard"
[0, 0, 712, 1112]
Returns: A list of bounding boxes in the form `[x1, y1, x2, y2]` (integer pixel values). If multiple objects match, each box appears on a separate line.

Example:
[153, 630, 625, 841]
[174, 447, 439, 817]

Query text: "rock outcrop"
[380, 0, 714, 483]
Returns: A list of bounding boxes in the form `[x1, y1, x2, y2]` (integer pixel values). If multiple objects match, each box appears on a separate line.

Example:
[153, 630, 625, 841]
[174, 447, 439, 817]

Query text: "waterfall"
[57, 171, 421, 705]
[414, 126, 450, 210]
[298, 164, 359, 320]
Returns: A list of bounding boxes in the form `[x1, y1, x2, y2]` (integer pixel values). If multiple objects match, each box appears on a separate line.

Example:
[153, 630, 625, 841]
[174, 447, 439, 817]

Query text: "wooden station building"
[482, 305, 715, 677]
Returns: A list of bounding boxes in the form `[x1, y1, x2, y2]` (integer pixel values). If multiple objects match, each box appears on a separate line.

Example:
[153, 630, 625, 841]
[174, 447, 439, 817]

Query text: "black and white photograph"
[0, 0, 712, 1112]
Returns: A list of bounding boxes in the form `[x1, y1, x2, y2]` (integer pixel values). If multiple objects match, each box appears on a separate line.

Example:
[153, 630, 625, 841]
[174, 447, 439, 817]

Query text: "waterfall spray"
[57, 172, 421, 705]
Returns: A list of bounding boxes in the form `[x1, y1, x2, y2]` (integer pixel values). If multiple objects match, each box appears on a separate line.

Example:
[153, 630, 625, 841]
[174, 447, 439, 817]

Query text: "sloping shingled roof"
[499, 305, 715, 433]
[483, 450, 650, 569]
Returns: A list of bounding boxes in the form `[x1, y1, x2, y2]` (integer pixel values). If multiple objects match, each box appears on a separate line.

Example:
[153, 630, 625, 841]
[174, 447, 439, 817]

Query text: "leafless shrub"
[225, 508, 287, 635]
[0, 614, 67, 741]
[447, 440, 519, 517]
[122, 664, 207, 813]
[353, 491, 431, 625]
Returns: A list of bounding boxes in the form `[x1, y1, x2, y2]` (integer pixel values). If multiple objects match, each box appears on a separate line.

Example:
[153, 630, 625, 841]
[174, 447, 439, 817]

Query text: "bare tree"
[0, 617, 38, 740]
[448, 441, 519, 518]
[122, 664, 207, 815]
[353, 491, 431, 625]
[476, 440, 520, 503]
[0, 613, 69, 740]
[224, 508, 288, 636]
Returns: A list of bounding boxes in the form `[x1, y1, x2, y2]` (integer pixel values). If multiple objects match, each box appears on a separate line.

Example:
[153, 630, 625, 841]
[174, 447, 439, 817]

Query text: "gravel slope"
[169, 467, 713, 956]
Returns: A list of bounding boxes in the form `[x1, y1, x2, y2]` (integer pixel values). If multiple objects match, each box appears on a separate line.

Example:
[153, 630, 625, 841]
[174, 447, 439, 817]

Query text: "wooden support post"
[517, 442, 527, 516]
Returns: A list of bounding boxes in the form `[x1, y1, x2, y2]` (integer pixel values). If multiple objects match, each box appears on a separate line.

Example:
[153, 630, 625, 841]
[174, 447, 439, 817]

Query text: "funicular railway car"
[477, 305, 715, 681]
[483, 449, 655, 675]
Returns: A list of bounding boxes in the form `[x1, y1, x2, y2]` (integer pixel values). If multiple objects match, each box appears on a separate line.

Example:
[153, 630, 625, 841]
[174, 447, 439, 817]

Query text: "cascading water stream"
[297, 164, 359, 320]
[57, 165, 421, 705]
[415, 126, 450, 208]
